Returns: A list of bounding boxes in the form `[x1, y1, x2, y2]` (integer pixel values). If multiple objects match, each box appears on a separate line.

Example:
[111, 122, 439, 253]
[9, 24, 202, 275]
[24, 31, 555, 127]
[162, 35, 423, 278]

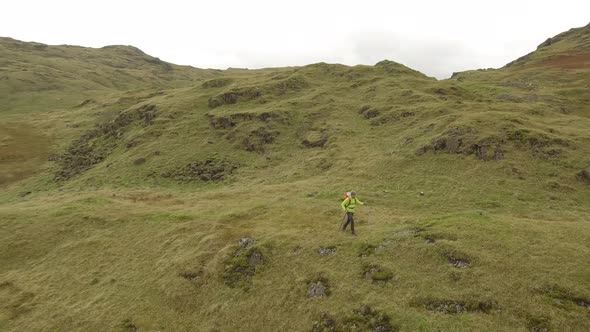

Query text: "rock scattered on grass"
[575, 299, 590, 309]
[308, 281, 328, 298]
[307, 275, 330, 298]
[451, 259, 470, 268]
[530, 328, 549, 332]
[444, 251, 471, 268]
[238, 237, 255, 249]
[428, 301, 467, 314]
[318, 246, 336, 256]
[234, 237, 256, 257]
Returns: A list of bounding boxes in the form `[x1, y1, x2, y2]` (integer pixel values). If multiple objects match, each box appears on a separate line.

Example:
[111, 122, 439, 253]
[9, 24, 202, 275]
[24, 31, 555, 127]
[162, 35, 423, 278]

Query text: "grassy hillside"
[0, 37, 219, 115]
[1, 24, 590, 332]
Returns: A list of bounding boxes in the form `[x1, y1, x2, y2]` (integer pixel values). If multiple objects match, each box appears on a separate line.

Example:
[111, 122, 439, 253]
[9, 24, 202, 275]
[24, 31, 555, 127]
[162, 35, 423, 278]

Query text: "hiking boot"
[351, 232, 357, 236]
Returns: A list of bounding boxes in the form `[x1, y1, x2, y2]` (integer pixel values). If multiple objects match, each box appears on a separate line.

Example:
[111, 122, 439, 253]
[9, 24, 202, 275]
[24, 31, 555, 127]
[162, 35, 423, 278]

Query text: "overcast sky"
[2, 0, 589, 78]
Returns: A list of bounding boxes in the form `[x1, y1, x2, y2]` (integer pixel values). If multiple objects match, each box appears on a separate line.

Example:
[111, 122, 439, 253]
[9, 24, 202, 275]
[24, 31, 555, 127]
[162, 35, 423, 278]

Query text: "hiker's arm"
[340, 199, 347, 211]
[356, 198, 364, 205]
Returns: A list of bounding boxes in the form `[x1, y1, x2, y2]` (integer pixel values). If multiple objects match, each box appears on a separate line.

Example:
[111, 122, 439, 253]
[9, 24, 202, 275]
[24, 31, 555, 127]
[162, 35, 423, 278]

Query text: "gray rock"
[575, 299, 590, 309]
[248, 251, 263, 267]
[430, 302, 466, 314]
[239, 237, 255, 248]
[308, 281, 327, 298]
[318, 247, 336, 256]
[530, 328, 548, 332]
[450, 259, 470, 268]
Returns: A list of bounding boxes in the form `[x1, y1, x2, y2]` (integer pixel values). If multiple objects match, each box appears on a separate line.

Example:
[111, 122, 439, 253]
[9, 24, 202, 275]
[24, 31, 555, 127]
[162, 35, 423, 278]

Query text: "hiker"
[341, 191, 365, 235]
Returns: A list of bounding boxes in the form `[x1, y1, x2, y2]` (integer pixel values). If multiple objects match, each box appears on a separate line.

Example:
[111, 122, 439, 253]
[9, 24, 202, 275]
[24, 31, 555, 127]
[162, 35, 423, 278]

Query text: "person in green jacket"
[341, 191, 364, 235]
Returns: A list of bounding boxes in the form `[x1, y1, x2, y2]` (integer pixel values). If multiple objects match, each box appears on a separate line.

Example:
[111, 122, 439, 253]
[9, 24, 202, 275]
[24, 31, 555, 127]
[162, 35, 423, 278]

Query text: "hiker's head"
[350, 191, 357, 197]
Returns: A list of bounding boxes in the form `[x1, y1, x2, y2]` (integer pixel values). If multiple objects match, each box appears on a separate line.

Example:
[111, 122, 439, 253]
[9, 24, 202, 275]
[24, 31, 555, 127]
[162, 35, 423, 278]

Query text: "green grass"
[1, 24, 590, 331]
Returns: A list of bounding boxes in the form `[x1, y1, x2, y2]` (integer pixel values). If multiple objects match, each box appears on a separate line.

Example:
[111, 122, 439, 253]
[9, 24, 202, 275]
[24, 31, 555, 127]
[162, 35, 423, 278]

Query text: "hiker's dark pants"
[343, 212, 355, 233]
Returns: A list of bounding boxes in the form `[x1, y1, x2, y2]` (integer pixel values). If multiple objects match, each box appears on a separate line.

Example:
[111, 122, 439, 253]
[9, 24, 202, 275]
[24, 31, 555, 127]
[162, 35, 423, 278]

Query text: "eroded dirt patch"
[413, 297, 495, 314]
[312, 305, 397, 332]
[207, 76, 308, 108]
[207, 111, 288, 130]
[161, 158, 238, 182]
[241, 127, 279, 153]
[54, 104, 158, 180]
[207, 110, 287, 153]
[528, 51, 590, 70]
[543, 284, 590, 310]
[416, 126, 504, 161]
[208, 86, 262, 108]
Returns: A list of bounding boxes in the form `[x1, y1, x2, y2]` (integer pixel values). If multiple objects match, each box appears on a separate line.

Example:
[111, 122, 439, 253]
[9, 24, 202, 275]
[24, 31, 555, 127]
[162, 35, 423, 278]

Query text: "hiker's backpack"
[344, 196, 356, 208]
[342, 192, 351, 200]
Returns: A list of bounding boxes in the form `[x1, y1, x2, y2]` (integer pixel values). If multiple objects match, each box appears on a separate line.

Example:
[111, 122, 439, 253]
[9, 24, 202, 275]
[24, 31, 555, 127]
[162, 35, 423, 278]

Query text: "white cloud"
[1, 0, 589, 78]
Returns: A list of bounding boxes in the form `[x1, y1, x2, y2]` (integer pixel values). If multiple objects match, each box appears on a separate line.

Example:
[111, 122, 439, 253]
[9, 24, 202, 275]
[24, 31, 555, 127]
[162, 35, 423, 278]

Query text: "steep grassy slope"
[1, 25, 590, 332]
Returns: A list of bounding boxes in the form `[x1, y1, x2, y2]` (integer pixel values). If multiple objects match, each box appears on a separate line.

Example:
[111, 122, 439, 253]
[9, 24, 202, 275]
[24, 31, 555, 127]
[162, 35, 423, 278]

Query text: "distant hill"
[0, 37, 220, 113]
